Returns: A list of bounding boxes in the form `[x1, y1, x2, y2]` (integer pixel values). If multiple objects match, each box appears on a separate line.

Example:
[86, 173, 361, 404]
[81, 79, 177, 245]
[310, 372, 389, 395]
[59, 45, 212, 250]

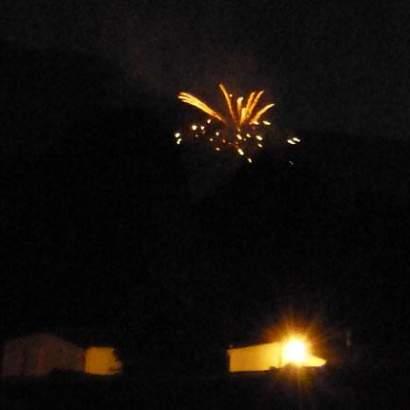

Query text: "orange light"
[177, 83, 275, 163]
[84, 347, 122, 376]
[227, 335, 326, 373]
[281, 337, 308, 366]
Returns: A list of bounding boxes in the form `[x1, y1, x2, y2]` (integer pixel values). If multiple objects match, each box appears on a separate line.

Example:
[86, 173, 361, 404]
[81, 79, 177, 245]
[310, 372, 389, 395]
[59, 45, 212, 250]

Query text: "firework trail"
[175, 83, 275, 163]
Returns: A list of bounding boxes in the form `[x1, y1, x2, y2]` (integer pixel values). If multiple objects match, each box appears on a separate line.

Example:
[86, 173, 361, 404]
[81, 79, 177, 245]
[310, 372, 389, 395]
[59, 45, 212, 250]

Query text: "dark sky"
[1, 1, 409, 139]
[1, 2, 409, 361]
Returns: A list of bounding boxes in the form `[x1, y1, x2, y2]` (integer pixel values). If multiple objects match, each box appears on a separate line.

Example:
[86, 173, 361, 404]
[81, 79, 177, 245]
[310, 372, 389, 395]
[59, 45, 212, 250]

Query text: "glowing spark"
[179, 84, 274, 132]
[179, 93, 225, 123]
[219, 84, 238, 127]
[249, 102, 276, 125]
[245, 91, 263, 123]
[287, 136, 301, 144]
[174, 132, 181, 138]
[176, 83, 275, 162]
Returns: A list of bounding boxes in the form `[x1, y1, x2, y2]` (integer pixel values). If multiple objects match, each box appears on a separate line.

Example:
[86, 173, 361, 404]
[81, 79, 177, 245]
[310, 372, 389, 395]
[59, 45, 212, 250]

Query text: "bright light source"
[282, 337, 308, 366]
[177, 83, 274, 163]
[227, 338, 326, 373]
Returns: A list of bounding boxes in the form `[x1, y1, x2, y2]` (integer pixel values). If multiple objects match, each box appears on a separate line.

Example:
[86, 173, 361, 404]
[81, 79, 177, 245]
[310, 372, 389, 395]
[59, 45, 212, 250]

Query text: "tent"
[1, 333, 84, 377]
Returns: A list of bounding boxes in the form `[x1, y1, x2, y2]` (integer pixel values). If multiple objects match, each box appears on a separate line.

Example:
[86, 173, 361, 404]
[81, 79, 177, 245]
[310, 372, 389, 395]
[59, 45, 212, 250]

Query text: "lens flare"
[175, 83, 275, 163]
[282, 337, 308, 366]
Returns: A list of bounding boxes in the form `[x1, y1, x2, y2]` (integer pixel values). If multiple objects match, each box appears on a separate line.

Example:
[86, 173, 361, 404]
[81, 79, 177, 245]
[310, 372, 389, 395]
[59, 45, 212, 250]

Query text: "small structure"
[1, 333, 123, 378]
[84, 347, 122, 376]
[227, 340, 326, 373]
[1, 333, 84, 377]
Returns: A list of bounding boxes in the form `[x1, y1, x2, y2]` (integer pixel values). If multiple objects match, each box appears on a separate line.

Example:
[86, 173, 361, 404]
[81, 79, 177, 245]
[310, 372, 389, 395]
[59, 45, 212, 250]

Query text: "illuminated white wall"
[227, 342, 325, 372]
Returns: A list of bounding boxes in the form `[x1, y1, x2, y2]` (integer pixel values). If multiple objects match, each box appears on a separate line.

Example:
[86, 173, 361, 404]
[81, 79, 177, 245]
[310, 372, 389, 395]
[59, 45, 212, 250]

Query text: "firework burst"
[174, 83, 275, 163]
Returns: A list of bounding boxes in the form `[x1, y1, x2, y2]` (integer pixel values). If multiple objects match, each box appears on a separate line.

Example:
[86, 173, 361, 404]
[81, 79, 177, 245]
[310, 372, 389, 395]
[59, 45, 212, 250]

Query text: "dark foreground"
[1, 367, 409, 409]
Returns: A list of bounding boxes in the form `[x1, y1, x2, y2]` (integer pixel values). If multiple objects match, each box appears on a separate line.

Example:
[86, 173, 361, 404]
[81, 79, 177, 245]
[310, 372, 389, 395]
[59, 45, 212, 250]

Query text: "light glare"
[282, 337, 308, 366]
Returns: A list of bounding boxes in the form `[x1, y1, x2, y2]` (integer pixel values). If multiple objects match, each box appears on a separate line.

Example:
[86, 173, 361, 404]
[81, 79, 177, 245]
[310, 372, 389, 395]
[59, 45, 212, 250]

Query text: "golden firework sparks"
[175, 83, 275, 163]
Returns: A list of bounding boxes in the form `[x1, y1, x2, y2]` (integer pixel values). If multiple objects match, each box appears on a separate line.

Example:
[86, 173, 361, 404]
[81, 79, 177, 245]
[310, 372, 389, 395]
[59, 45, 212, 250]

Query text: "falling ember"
[287, 137, 302, 145]
[175, 83, 275, 162]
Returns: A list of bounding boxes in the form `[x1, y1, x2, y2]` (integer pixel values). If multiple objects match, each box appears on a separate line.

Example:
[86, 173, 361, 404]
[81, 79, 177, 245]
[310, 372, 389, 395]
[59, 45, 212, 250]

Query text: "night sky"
[1, 1, 409, 370]
[1, 1, 409, 137]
